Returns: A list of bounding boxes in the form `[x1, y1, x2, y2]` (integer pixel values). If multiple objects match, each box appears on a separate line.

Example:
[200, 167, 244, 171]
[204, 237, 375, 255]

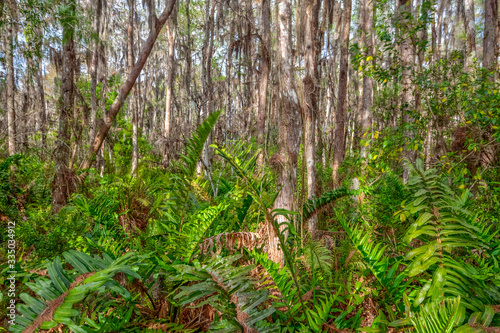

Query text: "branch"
[81, 0, 177, 170]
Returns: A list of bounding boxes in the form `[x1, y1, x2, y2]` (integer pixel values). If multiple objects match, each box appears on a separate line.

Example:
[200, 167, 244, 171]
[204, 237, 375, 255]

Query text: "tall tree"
[52, 0, 76, 211]
[5, 1, 16, 156]
[360, 0, 374, 161]
[163, 5, 177, 165]
[269, 0, 302, 263]
[257, 0, 271, 169]
[332, 0, 352, 183]
[128, 0, 139, 176]
[483, 0, 498, 74]
[89, 0, 102, 147]
[399, 0, 415, 183]
[303, 0, 320, 233]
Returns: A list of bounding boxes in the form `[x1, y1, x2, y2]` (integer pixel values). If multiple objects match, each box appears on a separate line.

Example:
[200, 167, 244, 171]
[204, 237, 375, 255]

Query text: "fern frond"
[9, 251, 141, 333]
[401, 159, 500, 310]
[181, 110, 222, 180]
[169, 110, 222, 226]
[172, 255, 279, 332]
[302, 187, 354, 223]
[338, 215, 411, 303]
[390, 297, 466, 333]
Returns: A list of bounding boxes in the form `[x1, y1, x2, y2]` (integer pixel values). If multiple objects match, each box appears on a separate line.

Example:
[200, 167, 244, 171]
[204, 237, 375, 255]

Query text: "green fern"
[390, 296, 466, 332]
[9, 251, 141, 332]
[213, 143, 310, 322]
[337, 215, 411, 305]
[172, 254, 279, 332]
[302, 187, 354, 223]
[399, 159, 500, 310]
[250, 250, 301, 316]
[170, 109, 222, 226]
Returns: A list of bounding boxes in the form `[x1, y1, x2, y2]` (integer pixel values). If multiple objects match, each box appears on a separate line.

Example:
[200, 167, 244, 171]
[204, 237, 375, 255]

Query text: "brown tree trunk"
[81, 0, 177, 170]
[303, 0, 320, 233]
[332, 0, 351, 183]
[52, 0, 76, 212]
[257, 0, 270, 170]
[483, 0, 498, 74]
[269, 0, 302, 263]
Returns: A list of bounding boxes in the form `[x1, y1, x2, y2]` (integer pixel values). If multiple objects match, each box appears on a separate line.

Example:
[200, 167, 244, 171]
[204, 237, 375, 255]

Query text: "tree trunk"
[199, 0, 215, 174]
[127, 0, 139, 176]
[81, 0, 177, 170]
[269, 0, 302, 263]
[360, 0, 374, 161]
[332, 0, 351, 183]
[399, 0, 415, 183]
[256, 0, 270, 170]
[163, 7, 177, 165]
[52, 0, 76, 212]
[303, 0, 320, 233]
[89, 0, 102, 147]
[36, 57, 47, 150]
[483, 0, 498, 74]
[6, 10, 16, 156]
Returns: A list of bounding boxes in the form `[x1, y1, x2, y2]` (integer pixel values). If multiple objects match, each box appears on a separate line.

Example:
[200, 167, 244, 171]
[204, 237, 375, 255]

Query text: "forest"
[1, 0, 500, 330]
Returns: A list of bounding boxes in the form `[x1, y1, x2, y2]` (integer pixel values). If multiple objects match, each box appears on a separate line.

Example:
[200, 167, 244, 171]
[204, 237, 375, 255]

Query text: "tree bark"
[127, 0, 139, 176]
[332, 0, 351, 183]
[52, 0, 76, 212]
[36, 56, 47, 150]
[81, 0, 177, 170]
[89, 0, 102, 147]
[256, 0, 270, 170]
[269, 0, 302, 263]
[6, 8, 16, 156]
[483, 0, 498, 74]
[163, 6, 177, 165]
[399, 0, 415, 183]
[303, 0, 320, 233]
[360, 0, 374, 161]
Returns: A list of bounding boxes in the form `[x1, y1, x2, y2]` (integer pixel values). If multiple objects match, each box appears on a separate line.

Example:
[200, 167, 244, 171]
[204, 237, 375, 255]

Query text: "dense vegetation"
[1, 0, 500, 331]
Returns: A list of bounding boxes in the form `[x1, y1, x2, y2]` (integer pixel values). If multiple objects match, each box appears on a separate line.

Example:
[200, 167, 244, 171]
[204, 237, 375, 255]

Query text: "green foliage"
[172, 254, 279, 332]
[302, 187, 354, 223]
[398, 159, 500, 310]
[338, 215, 411, 308]
[9, 251, 141, 332]
[390, 296, 466, 332]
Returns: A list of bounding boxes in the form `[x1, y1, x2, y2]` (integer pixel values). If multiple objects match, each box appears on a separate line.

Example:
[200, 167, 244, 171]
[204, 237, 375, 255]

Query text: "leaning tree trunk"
[269, 0, 302, 264]
[81, 0, 177, 170]
[52, 0, 76, 212]
[303, 0, 320, 234]
[332, 0, 352, 183]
